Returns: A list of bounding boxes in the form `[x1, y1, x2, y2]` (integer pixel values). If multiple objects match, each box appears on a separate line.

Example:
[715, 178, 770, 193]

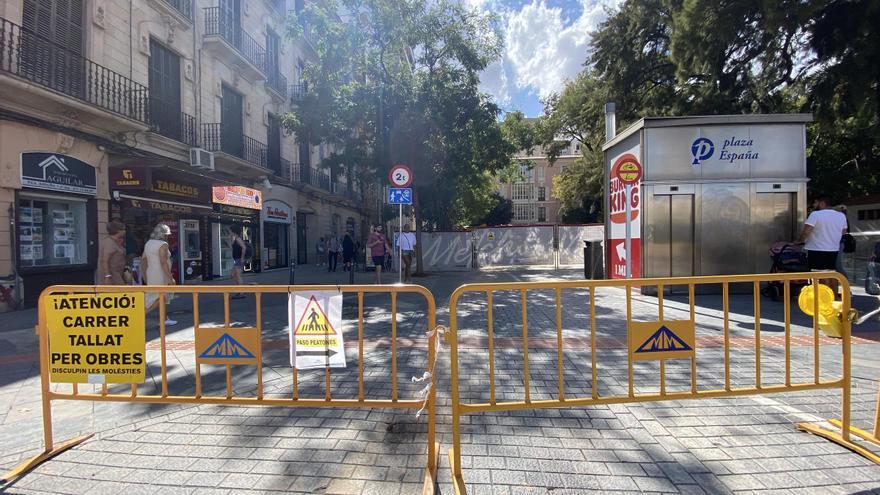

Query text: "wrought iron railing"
[150, 98, 197, 145]
[160, 0, 193, 21]
[279, 159, 295, 182]
[289, 81, 307, 102]
[203, 7, 266, 74]
[0, 17, 150, 123]
[266, 69, 287, 98]
[201, 123, 268, 169]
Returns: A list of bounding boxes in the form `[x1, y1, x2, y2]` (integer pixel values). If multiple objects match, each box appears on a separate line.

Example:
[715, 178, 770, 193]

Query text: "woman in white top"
[140, 223, 177, 326]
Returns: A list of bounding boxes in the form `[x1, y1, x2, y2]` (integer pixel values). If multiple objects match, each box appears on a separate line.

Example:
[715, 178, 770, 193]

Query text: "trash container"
[583, 241, 604, 279]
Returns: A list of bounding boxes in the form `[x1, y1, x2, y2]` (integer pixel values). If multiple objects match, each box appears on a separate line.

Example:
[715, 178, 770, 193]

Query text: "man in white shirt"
[798, 195, 848, 295]
[395, 224, 417, 283]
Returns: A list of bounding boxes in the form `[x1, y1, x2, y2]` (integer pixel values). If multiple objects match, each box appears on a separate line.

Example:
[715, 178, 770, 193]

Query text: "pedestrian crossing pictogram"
[628, 320, 695, 361]
[199, 333, 255, 359]
[289, 291, 347, 370]
[634, 325, 692, 354]
[294, 296, 338, 335]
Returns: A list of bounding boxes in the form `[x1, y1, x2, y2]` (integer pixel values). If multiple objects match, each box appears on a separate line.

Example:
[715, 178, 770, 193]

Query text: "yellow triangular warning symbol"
[294, 295, 338, 335]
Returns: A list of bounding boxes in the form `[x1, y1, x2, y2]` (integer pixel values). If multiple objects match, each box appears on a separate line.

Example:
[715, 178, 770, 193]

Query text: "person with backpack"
[342, 230, 356, 272]
[230, 227, 247, 299]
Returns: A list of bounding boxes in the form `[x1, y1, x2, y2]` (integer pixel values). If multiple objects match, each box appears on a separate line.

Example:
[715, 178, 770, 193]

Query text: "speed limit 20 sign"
[389, 165, 413, 188]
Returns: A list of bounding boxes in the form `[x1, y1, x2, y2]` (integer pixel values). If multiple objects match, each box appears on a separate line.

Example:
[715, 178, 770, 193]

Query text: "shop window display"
[18, 197, 87, 267]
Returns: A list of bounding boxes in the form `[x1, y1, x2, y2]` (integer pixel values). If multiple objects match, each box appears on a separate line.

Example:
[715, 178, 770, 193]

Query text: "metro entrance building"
[603, 113, 813, 280]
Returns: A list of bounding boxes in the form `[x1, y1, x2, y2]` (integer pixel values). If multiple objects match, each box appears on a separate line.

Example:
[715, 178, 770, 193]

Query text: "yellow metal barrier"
[3, 284, 439, 494]
[446, 271, 875, 495]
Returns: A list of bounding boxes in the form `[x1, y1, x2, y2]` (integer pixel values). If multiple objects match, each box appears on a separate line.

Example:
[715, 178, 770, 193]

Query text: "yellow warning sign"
[47, 292, 146, 384]
[289, 292, 346, 370]
[195, 327, 261, 365]
[628, 320, 695, 361]
[294, 296, 338, 335]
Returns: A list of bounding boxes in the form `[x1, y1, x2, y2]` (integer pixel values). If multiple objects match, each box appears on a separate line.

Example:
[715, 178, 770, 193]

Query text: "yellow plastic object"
[798, 284, 842, 338]
[798, 283, 836, 317]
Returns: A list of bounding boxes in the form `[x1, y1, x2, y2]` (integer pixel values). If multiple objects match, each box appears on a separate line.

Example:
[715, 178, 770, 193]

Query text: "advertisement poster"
[54, 244, 74, 259]
[19, 207, 33, 223]
[20, 244, 33, 261]
[32, 227, 43, 242]
[608, 145, 642, 278]
[212, 186, 262, 210]
[54, 228, 73, 242]
[33, 245, 44, 260]
[20, 227, 32, 241]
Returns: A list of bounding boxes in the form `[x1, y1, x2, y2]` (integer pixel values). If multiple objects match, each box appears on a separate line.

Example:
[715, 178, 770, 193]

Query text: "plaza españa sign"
[47, 293, 146, 383]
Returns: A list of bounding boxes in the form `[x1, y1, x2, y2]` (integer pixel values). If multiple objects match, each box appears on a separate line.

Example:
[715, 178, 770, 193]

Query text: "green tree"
[285, 0, 517, 272]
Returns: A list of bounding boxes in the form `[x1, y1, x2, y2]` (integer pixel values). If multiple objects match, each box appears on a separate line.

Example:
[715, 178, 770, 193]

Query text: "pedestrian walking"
[96, 221, 127, 285]
[141, 223, 177, 326]
[342, 230, 356, 272]
[367, 225, 388, 284]
[396, 224, 417, 283]
[230, 227, 247, 298]
[327, 235, 340, 272]
[798, 195, 848, 296]
[316, 237, 326, 266]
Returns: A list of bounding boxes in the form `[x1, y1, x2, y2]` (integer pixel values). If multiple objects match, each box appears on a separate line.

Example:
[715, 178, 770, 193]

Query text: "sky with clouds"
[470, 0, 623, 117]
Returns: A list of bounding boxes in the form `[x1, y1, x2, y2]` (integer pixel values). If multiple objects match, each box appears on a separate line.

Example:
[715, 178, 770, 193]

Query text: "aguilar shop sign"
[608, 148, 641, 278]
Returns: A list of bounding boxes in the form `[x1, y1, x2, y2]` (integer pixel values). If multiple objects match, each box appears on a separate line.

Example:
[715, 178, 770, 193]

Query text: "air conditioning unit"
[190, 148, 215, 170]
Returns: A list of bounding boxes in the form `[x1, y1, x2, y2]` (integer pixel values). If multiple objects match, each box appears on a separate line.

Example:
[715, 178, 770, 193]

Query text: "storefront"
[16, 152, 98, 306]
[261, 200, 292, 270]
[211, 186, 263, 277]
[110, 167, 212, 284]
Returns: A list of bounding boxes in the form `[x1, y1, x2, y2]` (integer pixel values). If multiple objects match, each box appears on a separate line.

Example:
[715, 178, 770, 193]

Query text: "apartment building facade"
[0, 0, 372, 309]
[498, 141, 581, 225]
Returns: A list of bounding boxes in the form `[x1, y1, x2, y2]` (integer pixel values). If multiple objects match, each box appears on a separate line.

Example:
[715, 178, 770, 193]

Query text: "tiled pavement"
[0, 266, 879, 494]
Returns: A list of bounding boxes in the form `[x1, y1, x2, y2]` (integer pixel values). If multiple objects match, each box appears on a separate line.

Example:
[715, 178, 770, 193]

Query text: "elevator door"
[752, 191, 797, 273]
[649, 192, 695, 280]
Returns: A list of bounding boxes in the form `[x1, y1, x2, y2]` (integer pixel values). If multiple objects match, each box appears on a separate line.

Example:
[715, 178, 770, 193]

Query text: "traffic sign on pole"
[389, 165, 413, 188]
[388, 187, 413, 205]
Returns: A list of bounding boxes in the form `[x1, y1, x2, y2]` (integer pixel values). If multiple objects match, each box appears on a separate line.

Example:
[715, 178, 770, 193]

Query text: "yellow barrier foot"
[828, 419, 880, 447]
[447, 448, 467, 495]
[0, 434, 93, 483]
[421, 442, 440, 495]
[797, 422, 880, 465]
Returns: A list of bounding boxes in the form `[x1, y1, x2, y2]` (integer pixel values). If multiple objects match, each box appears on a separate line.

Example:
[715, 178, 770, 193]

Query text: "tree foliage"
[284, 0, 518, 230]
[544, 0, 880, 212]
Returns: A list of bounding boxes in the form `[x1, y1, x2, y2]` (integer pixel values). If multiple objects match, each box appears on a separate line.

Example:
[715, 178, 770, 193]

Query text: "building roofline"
[602, 113, 813, 151]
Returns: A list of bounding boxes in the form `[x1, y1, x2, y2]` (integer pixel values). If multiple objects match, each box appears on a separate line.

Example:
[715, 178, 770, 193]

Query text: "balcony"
[148, 0, 193, 24]
[289, 81, 307, 104]
[203, 8, 266, 81]
[201, 123, 269, 174]
[150, 98, 197, 146]
[266, 69, 287, 100]
[0, 17, 149, 128]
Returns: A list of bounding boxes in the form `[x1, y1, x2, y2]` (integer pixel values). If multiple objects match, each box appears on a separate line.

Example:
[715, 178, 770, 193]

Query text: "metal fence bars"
[3, 284, 439, 494]
[446, 272, 872, 495]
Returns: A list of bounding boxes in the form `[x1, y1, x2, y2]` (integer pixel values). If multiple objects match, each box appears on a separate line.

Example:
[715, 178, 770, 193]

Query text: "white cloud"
[478, 0, 622, 111]
[479, 59, 511, 106]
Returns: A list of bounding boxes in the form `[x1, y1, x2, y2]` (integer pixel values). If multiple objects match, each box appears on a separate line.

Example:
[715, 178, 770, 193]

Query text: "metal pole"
[625, 183, 632, 279]
[398, 204, 403, 284]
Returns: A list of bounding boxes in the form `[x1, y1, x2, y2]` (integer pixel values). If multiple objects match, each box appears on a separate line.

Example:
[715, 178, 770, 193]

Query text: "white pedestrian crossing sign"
[388, 187, 413, 205]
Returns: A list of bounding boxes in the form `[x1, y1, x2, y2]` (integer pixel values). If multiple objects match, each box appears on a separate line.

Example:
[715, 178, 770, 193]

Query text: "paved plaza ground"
[1, 265, 879, 494]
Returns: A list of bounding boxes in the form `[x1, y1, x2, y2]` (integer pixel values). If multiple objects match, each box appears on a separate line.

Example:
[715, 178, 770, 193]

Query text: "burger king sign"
[608, 148, 641, 278]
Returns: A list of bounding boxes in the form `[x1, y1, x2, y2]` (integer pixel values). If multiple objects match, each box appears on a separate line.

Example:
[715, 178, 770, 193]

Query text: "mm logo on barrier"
[47, 292, 146, 384]
[196, 328, 261, 365]
[629, 320, 695, 361]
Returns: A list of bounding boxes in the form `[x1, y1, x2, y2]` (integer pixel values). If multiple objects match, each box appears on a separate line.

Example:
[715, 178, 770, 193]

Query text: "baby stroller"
[761, 242, 810, 301]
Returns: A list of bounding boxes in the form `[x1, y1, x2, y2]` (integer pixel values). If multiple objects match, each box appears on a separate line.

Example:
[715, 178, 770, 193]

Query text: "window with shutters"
[148, 39, 182, 141]
[538, 186, 546, 202]
[21, 0, 85, 97]
[267, 113, 282, 174]
[537, 207, 547, 222]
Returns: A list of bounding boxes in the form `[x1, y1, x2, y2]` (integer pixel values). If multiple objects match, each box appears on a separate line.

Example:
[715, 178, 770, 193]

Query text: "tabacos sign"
[691, 136, 759, 166]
